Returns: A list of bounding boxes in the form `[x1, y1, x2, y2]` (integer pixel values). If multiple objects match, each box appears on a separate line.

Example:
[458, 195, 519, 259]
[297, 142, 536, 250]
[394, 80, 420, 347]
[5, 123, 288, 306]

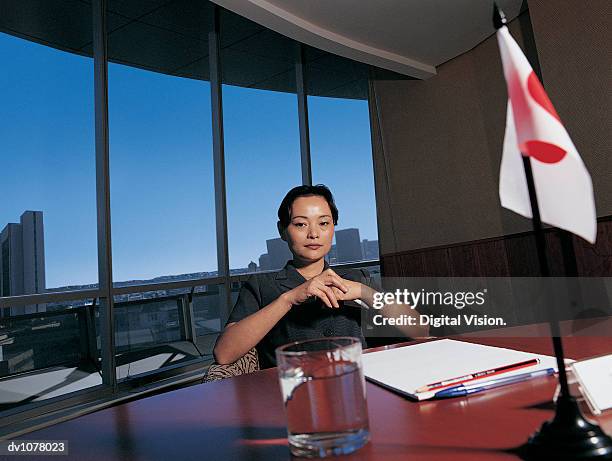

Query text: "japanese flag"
[496, 26, 597, 243]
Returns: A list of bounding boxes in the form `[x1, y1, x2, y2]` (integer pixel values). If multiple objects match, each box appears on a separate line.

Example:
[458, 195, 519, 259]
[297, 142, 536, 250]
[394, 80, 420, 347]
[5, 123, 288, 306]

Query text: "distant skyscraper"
[361, 239, 379, 260]
[0, 211, 46, 317]
[266, 237, 293, 270]
[335, 228, 363, 263]
[258, 253, 271, 271]
[326, 244, 338, 265]
[247, 261, 257, 272]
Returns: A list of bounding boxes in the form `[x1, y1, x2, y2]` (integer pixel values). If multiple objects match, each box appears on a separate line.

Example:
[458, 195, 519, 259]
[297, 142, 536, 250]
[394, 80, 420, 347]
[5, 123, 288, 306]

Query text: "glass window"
[0, 297, 101, 411]
[114, 293, 201, 379]
[107, 2, 217, 285]
[305, 49, 379, 264]
[105, 1, 216, 379]
[192, 282, 237, 355]
[221, 10, 302, 273]
[0, 1, 102, 412]
[0, 33, 97, 297]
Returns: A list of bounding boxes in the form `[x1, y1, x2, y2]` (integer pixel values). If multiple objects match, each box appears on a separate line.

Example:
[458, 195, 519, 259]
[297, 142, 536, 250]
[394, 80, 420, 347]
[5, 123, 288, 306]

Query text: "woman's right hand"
[284, 268, 349, 309]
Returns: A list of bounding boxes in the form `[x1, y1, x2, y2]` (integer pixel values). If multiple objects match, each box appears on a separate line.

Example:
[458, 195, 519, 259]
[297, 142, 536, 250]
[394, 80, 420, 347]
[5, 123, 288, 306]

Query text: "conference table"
[15, 318, 612, 460]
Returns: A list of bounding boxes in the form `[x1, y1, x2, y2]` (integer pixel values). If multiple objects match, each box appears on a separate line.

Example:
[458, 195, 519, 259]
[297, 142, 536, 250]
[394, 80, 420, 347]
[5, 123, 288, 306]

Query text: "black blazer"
[226, 259, 374, 369]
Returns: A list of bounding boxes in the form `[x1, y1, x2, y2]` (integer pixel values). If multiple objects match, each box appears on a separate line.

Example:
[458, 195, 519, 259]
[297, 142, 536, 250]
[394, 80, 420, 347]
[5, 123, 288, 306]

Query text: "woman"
[213, 184, 425, 368]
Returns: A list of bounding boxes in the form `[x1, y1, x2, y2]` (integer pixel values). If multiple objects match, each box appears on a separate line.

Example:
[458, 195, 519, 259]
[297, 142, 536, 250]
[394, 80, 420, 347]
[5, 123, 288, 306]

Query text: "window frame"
[0, 0, 379, 434]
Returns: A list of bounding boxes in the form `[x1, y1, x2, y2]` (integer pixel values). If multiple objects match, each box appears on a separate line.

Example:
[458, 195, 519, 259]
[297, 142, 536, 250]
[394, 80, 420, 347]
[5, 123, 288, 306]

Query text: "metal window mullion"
[209, 6, 231, 326]
[295, 43, 312, 186]
[186, 294, 198, 343]
[366, 67, 388, 267]
[92, 0, 116, 391]
[177, 295, 189, 341]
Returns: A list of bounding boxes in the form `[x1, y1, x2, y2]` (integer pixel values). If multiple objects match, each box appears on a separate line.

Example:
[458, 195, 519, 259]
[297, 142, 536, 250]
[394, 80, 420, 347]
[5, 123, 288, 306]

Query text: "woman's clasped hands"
[283, 268, 364, 309]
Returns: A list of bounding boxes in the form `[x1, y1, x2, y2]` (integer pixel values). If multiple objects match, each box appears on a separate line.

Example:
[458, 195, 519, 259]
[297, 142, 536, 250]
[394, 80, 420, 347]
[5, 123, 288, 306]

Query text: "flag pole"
[520, 153, 571, 394]
[493, 4, 612, 459]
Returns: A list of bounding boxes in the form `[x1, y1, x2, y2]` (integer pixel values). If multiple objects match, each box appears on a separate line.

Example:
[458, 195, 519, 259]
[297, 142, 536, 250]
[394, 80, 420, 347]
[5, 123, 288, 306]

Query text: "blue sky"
[1, 32, 377, 289]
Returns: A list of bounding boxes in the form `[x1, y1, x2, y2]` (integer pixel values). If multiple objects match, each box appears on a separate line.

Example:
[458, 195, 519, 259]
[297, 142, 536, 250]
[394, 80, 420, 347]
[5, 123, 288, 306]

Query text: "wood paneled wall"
[381, 217, 612, 278]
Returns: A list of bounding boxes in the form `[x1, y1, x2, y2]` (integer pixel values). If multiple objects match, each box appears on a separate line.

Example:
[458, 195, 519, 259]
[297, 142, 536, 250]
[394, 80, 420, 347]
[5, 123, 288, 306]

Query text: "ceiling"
[211, 0, 524, 78]
[0, 0, 523, 96]
[0, 0, 375, 98]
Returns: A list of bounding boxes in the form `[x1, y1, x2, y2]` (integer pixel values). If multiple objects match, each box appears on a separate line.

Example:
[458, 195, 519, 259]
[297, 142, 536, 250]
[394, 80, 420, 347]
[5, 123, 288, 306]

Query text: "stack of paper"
[572, 354, 612, 415]
[362, 339, 562, 400]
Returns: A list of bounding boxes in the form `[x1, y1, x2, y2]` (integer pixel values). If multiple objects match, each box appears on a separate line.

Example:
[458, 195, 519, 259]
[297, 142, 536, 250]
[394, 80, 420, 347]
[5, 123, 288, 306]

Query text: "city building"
[258, 253, 271, 272]
[263, 237, 293, 271]
[325, 244, 338, 265]
[335, 228, 363, 263]
[0, 211, 46, 316]
[361, 239, 379, 261]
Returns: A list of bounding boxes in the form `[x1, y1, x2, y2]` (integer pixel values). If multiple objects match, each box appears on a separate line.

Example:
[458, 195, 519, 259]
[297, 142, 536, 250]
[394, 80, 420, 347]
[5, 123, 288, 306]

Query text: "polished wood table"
[15, 319, 612, 460]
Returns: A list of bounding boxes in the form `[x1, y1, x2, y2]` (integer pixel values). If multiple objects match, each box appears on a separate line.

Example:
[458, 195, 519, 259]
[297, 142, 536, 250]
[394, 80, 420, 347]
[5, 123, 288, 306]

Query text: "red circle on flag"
[522, 140, 567, 164]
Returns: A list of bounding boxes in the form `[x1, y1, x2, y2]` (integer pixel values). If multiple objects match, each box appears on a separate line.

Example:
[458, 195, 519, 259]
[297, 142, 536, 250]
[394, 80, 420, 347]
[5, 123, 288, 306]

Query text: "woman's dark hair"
[277, 184, 339, 233]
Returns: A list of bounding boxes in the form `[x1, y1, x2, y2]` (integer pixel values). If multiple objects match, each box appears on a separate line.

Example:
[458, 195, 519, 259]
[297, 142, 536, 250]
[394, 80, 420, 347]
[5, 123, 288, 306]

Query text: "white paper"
[362, 339, 564, 400]
[572, 354, 612, 415]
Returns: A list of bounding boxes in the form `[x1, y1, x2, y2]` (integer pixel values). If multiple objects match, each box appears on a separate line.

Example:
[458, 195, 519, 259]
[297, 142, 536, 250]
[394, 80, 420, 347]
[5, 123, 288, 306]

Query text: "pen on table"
[433, 368, 555, 399]
[415, 357, 540, 393]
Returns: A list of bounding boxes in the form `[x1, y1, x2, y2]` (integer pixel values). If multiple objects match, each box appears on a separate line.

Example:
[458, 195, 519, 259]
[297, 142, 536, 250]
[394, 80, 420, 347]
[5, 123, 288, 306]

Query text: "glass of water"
[276, 337, 370, 458]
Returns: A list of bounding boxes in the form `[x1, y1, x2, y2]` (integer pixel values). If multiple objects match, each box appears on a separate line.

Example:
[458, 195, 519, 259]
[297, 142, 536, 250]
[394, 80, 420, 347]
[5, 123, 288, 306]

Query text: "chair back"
[204, 347, 260, 382]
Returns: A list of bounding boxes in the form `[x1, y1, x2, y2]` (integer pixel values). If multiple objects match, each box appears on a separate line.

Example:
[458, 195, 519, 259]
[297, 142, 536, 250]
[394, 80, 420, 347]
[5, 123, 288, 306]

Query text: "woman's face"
[283, 195, 334, 264]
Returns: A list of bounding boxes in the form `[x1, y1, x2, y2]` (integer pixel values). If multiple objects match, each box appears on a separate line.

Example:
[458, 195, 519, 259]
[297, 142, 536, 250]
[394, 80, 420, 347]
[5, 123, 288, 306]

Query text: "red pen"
[415, 358, 540, 393]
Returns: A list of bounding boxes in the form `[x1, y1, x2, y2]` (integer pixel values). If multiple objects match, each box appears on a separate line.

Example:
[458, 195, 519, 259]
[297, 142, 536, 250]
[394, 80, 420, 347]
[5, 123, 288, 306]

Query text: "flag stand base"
[519, 395, 612, 459]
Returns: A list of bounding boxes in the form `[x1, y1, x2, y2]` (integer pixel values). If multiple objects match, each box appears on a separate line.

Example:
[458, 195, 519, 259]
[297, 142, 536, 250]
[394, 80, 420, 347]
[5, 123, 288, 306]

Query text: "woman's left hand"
[331, 279, 364, 303]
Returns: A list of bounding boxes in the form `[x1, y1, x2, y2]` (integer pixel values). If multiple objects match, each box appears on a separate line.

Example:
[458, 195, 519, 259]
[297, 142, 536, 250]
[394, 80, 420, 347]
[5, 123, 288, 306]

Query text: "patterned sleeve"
[226, 275, 261, 326]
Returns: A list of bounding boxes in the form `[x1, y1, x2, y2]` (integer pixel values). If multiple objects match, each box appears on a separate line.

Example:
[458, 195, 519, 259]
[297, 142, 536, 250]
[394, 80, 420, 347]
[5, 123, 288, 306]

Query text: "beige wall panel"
[528, 0, 612, 217]
[371, 18, 532, 254]
[371, 3, 610, 255]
